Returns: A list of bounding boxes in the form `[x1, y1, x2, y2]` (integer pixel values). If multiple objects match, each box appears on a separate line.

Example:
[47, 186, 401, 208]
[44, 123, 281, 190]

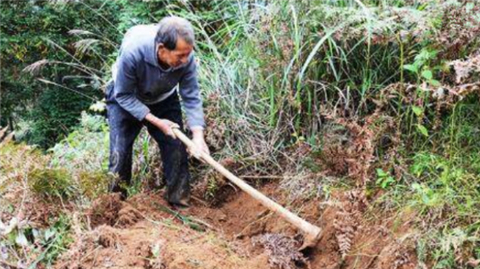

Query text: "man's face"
[157, 38, 193, 68]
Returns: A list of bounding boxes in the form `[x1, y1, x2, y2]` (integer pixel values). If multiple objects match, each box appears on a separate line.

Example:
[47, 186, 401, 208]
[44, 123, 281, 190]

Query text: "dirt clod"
[96, 225, 120, 248]
[88, 193, 122, 227]
[117, 203, 143, 227]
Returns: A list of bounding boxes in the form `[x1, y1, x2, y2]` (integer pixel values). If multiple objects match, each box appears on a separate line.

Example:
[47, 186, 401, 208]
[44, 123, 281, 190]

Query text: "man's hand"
[145, 113, 179, 139]
[189, 127, 210, 159]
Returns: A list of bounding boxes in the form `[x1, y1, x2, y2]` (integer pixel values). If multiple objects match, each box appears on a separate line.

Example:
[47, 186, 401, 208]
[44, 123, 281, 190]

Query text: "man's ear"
[157, 43, 165, 52]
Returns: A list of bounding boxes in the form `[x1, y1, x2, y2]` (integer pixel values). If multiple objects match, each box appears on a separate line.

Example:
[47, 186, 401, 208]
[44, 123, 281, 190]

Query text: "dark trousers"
[106, 82, 190, 204]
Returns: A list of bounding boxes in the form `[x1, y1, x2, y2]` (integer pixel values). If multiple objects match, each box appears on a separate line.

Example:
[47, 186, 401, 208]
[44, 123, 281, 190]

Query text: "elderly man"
[105, 16, 209, 207]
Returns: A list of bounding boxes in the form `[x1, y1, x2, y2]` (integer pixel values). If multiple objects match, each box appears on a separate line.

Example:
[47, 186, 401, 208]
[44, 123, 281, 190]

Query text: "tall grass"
[164, 0, 435, 157]
[167, 1, 480, 266]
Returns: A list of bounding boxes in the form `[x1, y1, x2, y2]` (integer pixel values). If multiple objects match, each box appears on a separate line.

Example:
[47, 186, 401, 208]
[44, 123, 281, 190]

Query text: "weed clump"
[29, 168, 73, 200]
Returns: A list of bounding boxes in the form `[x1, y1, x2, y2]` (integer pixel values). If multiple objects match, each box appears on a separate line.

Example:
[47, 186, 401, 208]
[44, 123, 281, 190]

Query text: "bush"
[28, 168, 74, 200]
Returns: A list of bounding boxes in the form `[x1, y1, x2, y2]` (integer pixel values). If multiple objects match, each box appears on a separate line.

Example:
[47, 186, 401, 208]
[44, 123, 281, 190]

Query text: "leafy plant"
[375, 168, 395, 189]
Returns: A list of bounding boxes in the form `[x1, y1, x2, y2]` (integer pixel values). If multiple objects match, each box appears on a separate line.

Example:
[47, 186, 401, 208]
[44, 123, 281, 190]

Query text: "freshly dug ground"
[54, 183, 418, 269]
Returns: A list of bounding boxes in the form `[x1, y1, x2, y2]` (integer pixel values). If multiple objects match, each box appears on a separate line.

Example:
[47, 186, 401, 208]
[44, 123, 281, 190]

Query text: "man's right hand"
[145, 113, 179, 139]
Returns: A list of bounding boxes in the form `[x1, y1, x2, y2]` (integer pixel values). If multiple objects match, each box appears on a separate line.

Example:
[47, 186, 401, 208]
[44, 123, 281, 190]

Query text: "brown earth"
[54, 183, 418, 269]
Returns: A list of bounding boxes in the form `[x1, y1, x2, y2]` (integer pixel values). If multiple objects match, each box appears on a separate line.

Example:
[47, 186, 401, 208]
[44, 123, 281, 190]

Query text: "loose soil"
[54, 183, 418, 269]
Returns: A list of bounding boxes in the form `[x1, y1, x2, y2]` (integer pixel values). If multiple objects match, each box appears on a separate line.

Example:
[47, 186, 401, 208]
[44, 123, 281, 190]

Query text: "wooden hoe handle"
[172, 128, 322, 248]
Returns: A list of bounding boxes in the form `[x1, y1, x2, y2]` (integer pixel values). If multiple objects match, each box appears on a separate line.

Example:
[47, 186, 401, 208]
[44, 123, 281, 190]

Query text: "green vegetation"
[1, 0, 480, 267]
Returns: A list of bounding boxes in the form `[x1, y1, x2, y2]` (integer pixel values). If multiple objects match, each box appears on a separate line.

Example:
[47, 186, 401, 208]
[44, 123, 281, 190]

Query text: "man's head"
[156, 16, 195, 68]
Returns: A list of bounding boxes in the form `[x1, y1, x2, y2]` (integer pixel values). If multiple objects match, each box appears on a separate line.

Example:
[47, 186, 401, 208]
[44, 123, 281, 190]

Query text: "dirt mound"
[56, 225, 156, 268]
[96, 225, 120, 248]
[188, 184, 417, 269]
[188, 183, 296, 239]
[86, 193, 145, 229]
[307, 192, 417, 269]
[117, 203, 144, 227]
[57, 191, 270, 269]
[87, 193, 123, 227]
[56, 184, 418, 269]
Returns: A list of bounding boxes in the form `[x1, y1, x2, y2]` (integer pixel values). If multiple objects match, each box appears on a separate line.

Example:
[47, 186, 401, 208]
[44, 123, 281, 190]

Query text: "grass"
[182, 1, 479, 266]
[368, 95, 480, 266]
[0, 114, 159, 266]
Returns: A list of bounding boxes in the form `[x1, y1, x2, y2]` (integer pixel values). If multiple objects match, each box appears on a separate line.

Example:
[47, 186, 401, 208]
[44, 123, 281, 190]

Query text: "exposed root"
[252, 233, 308, 269]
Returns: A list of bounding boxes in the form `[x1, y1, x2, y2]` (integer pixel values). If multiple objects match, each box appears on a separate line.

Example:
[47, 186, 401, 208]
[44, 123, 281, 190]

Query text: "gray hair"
[155, 16, 195, 50]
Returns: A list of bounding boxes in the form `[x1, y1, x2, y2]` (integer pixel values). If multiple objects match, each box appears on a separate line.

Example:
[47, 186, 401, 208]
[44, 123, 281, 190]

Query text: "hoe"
[172, 127, 322, 250]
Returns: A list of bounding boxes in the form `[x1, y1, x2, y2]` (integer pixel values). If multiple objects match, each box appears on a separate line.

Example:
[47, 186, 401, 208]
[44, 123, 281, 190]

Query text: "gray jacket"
[112, 24, 205, 129]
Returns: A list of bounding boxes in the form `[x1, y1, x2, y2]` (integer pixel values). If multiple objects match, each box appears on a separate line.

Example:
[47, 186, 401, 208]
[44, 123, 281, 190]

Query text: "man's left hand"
[189, 127, 210, 160]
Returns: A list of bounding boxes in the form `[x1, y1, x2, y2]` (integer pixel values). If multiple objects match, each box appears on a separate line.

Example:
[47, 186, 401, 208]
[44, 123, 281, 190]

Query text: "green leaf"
[376, 168, 388, 178]
[381, 177, 395, 189]
[403, 64, 418, 73]
[416, 124, 429, 137]
[418, 3, 428, 11]
[421, 70, 433, 80]
[412, 106, 424, 116]
[429, 79, 441, 87]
